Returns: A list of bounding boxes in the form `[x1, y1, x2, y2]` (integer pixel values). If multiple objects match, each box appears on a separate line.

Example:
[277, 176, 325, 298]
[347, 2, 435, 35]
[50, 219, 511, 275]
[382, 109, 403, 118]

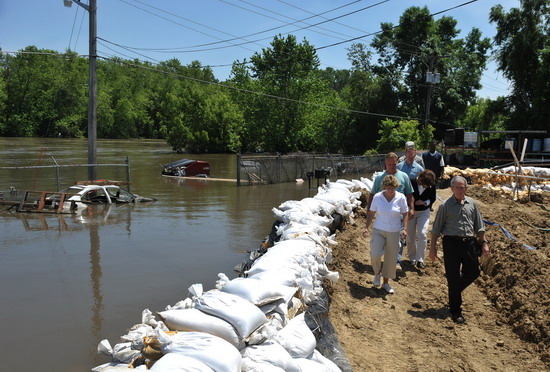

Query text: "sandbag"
[240, 341, 300, 372]
[149, 353, 214, 371]
[294, 357, 333, 371]
[274, 312, 316, 358]
[159, 330, 242, 372]
[194, 290, 267, 339]
[157, 308, 243, 349]
[220, 277, 297, 306]
[308, 349, 342, 372]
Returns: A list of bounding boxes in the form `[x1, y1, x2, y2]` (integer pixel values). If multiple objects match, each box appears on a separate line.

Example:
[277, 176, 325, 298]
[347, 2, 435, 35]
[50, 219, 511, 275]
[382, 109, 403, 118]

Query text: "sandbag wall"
[92, 178, 373, 372]
[442, 166, 550, 195]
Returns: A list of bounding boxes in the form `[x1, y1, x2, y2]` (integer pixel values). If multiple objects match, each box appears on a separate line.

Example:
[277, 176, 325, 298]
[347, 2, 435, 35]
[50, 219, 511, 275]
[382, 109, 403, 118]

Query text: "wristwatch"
[481, 240, 488, 244]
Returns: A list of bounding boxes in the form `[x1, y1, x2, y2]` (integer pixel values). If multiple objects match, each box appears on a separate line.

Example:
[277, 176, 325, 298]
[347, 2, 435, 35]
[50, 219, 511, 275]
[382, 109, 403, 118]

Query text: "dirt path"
[327, 186, 549, 372]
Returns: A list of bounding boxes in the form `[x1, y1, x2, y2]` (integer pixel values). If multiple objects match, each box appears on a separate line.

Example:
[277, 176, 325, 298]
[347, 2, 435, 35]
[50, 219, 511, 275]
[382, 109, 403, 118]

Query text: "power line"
[316, 0, 479, 50]
[111, 0, 388, 52]
[96, 53, 430, 123]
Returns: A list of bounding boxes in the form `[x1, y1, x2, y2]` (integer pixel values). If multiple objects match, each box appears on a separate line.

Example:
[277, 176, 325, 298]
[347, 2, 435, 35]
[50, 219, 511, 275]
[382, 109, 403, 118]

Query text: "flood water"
[0, 138, 318, 372]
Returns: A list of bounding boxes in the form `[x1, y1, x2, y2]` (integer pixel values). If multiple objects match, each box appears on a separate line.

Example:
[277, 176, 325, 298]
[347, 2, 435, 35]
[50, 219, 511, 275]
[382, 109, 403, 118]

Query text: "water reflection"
[89, 224, 103, 341]
[11, 204, 134, 231]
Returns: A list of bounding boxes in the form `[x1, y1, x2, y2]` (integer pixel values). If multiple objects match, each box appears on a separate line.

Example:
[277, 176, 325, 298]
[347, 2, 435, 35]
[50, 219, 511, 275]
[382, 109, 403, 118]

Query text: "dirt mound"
[327, 186, 550, 371]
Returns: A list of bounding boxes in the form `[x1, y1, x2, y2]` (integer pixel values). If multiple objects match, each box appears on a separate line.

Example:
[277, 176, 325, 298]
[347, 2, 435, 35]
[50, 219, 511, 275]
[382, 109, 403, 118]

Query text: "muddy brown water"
[0, 138, 328, 371]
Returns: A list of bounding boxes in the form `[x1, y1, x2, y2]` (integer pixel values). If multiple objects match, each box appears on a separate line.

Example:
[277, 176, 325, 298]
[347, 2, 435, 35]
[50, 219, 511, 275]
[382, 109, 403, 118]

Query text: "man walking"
[422, 140, 445, 184]
[429, 176, 490, 324]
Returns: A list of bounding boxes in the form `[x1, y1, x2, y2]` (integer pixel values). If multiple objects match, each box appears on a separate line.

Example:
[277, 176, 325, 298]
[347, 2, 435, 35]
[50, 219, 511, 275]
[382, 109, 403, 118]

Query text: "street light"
[64, 0, 97, 181]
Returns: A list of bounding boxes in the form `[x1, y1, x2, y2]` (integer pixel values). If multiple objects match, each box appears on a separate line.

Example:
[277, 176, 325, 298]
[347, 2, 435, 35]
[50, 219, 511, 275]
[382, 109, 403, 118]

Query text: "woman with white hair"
[363, 175, 409, 294]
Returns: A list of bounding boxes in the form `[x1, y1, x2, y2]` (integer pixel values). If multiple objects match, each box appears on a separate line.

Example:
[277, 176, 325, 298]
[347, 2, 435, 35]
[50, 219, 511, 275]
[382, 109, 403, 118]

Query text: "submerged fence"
[237, 153, 385, 186]
[0, 157, 131, 201]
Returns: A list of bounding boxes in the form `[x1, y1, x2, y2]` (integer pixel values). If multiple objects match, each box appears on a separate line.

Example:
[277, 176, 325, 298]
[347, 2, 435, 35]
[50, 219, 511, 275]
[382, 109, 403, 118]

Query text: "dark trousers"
[442, 236, 480, 317]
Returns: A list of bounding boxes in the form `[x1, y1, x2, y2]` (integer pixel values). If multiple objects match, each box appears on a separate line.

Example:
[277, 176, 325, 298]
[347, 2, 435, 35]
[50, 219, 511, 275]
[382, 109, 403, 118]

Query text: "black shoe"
[416, 261, 426, 269]
[452, 315, 465, 324]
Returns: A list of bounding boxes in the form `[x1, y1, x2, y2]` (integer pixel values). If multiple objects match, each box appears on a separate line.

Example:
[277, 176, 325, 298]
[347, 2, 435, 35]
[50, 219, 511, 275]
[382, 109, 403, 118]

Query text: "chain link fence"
[237, 153, 385, 185]
[0, 158, 131, 202]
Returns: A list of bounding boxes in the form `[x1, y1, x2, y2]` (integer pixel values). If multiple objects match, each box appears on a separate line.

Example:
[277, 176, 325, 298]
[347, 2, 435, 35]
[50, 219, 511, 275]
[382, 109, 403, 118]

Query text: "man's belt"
[444, 235, 475, 242]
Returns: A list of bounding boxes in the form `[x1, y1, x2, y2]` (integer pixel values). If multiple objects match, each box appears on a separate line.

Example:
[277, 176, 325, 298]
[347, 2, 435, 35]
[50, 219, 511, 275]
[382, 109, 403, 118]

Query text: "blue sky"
[1, 0, 517, 99]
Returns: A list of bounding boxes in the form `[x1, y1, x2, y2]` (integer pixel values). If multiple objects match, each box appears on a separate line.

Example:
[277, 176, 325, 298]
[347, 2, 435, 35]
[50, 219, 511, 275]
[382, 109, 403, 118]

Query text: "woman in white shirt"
[363, 175, 409, 294]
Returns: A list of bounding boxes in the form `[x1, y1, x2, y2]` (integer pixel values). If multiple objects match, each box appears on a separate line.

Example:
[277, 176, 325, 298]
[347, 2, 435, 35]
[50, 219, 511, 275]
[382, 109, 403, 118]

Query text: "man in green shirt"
[429, 176, 490, 324]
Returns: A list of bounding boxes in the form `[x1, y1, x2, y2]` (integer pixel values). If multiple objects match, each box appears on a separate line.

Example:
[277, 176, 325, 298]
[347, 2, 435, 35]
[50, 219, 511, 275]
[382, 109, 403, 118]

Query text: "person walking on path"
[363, 175, 409, 294]
[407, 169, 436, 269]
[422, 140, 445, 184]
[429, 176, 490, 324]
[398, 141, 425, 168]
[368, 152, 414, 270]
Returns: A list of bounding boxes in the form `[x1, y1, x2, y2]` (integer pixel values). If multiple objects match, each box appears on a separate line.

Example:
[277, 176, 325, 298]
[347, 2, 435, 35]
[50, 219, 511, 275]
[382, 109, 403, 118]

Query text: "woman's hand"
[363, 227, 370, 238]
[415, 200, 424, 206]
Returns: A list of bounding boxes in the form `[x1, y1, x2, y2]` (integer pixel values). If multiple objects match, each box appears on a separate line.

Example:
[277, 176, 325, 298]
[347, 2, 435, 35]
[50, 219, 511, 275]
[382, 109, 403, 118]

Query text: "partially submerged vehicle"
[10, 184, 156, 214]
[57, 184, 156, 205]
[161, 159, 210, 177]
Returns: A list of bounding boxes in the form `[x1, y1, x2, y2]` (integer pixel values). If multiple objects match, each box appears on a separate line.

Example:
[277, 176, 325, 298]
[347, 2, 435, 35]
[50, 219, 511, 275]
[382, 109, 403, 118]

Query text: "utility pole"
[64, 0, 97, 180]
[424, 56, 439, 130]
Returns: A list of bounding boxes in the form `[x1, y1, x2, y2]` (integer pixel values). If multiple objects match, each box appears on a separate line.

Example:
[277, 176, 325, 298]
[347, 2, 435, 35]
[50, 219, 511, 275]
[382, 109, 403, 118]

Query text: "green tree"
[341, 43, 403, 153]
[456, 97, 509, 132]
[249, 34, 321, 153]
[490, 0, 550, 129]
[375, 119, 434, 153]
[371, 6, 491, 133]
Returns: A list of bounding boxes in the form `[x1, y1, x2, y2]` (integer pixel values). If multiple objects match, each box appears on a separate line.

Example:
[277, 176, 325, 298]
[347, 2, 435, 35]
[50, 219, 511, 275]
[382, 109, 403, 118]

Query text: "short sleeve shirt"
[371, 170, 413, 196]
[370, 191, 409, 232]
[397, 160, 424, 181]
[431, 195, 486, 237]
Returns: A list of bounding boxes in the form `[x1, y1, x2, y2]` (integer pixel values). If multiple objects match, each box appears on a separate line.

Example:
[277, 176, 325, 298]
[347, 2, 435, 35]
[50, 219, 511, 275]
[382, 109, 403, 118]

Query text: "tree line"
[0, 3, 548, 154]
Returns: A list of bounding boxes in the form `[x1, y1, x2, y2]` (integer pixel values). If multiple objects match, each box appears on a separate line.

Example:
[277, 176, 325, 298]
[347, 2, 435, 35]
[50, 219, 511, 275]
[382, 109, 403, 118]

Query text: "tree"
[375, 119, 434, 153]
[456, 97, 509, 132]
[490, 0, 550, 129]
[341, 43, 403, 153]
[248, 34, 321, 153]
[371, 6, 491, 135]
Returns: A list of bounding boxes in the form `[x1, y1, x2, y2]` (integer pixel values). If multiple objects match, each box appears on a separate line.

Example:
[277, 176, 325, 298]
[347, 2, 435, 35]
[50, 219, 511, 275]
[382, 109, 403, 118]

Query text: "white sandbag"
[274, 312, 316, 358]
[248, 268, 298, 287]
[294, 357, 333, 371]
[241, 341, 300, 372]
[278, 221, 331, 240]
[120, 323, 155, 343]
[112, 342, 140, 364]
[241, 361, 286, 372]
[334, 179, 354, 188]
[220, 277, 297, 306]
[360, 176, 374, 191]
[149, 353, 214, 371]
[159, 330, 242, 372]
[194, 290, 268, 339]
[91, 363, 133, 372]
[157, 308, 243, 349]
[308, 349, 342, 372]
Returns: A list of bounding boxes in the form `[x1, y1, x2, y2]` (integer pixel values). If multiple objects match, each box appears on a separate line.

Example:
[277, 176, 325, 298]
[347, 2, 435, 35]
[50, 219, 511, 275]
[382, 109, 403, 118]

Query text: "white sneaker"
[373, 274, 381, 287]
[382, 283, 394, 294]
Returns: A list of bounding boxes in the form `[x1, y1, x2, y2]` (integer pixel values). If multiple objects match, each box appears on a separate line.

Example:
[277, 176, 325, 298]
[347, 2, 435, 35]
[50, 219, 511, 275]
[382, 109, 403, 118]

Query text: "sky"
[0, 0, 518, 99]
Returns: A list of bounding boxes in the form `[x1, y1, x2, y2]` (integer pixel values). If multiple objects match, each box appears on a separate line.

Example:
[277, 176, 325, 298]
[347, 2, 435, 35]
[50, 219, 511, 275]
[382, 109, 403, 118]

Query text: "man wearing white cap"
[398, 141, 425, 168]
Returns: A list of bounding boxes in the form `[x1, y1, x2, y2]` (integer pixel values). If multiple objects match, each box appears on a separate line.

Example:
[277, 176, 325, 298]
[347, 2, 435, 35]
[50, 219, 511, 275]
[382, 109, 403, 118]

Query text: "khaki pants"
[370, 228, 400, 279]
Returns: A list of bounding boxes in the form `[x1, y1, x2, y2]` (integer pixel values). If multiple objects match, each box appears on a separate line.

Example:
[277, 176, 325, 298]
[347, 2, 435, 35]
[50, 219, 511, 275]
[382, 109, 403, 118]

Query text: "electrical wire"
[113, 0, 388, 52]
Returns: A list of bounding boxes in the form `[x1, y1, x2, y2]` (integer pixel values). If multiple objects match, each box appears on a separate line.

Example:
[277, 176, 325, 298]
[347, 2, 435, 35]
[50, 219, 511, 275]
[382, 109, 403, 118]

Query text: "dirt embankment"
[327, 186, 549, 372]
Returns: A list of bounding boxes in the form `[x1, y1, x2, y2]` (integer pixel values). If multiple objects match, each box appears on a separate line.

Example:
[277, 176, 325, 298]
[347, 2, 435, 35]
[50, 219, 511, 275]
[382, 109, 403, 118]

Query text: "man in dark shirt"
[429, 176, 490, 324]
[422, 140, 445, 182]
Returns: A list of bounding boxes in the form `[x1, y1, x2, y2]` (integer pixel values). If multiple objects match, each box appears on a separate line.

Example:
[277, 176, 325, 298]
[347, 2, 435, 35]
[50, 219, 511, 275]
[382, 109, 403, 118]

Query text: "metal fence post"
[126, 156, 131, 192]
[236, 153, 241, 187]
